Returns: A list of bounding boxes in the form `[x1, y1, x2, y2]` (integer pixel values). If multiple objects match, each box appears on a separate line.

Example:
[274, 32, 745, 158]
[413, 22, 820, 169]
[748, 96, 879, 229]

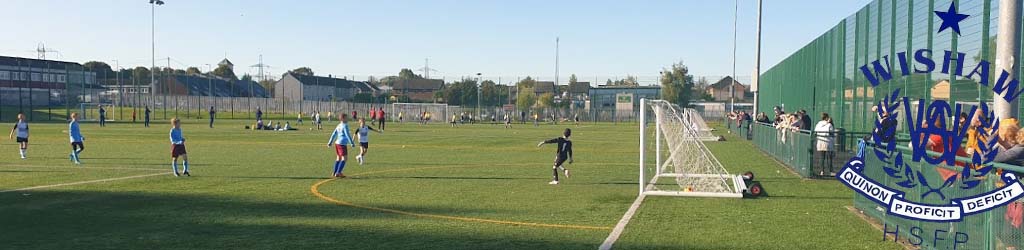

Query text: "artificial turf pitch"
[0, 118, 902, 249]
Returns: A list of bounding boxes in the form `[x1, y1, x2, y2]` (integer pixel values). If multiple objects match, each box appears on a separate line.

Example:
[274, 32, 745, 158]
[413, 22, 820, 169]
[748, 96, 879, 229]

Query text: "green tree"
[259, 78, 277, 97]
[83, 61, 114, 81]
[438, 79, 478, 106]
[516, 76, 537, 89]
[289, 67, 314, 76]
[516, 87, 536, 110]
[659, 61, 694, 105]
[536, 93, 555, 108]
[132, 67, 151, 84]
[186, 67, 202, 75]
[480, 80, 498, 106]
[568, 74, 578, 85]
[378, 76, 400, 87]
[240, 74, 253, 82]
[213, 64, 238, 81]
[608, 75, 639, 86]
[398, 68, 422, 80]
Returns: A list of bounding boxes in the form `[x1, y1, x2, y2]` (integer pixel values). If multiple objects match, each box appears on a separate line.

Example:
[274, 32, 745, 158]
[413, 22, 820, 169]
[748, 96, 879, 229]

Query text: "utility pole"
[555, 37, 559, 87]
[730, 0, 738, 113]
[150, 0, 163, 119]
[205, 64, 213, 112]
[753, 0, 762, 117]
[995, 0, 1023, 119]
[114, 59, 121, 120]
[477, 73, 483, 119]
[167, 57, 171, 119]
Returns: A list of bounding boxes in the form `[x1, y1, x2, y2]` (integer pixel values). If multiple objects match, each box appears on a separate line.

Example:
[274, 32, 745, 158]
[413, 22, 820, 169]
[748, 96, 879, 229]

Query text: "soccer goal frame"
[391, 103, 450, 123]
[639, 99, 747, 198]
[682, 107, 720, 141]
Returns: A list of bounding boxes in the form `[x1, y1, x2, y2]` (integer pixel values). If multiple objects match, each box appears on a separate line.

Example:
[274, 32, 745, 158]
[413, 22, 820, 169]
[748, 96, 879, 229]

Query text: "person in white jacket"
[814, 113, 835, 176]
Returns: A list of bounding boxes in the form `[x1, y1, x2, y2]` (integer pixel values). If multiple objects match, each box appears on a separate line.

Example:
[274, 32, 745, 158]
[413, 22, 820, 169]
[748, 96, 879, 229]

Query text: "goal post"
[682, 107, 720, 141]
[391, 103, 450, 123]
[640, 98, 747, 198]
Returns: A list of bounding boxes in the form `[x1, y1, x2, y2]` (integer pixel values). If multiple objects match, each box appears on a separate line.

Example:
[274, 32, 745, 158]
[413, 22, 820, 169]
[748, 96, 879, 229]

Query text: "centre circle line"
[310, 165, 612, 231]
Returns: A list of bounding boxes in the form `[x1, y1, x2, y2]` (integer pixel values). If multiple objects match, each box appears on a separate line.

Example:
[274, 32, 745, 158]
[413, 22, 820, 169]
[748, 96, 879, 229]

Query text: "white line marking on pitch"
[4, 164, 166, 171]
[0, 172, 167, 193]
[598, 194, 647, 250]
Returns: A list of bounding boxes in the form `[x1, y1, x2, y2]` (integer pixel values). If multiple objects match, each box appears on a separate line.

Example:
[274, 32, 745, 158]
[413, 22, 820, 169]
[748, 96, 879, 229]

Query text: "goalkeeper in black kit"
[537, 128, 573, 185]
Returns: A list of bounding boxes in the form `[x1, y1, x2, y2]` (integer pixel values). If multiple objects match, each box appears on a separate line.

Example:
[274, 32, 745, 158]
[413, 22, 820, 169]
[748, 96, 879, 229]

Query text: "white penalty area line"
[4, 164, 166, 172]
[0, 172, 167, 193]
[598, 194, 647, 250]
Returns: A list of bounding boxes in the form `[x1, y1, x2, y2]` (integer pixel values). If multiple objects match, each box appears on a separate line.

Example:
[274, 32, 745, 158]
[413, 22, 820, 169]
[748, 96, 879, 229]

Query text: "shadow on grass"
[764, 195, 852, 201]
[0, 190, 649, 250]
[220, 176, 326, 180]
[0, 170, 64, 173]
[366, 176, 548, 181]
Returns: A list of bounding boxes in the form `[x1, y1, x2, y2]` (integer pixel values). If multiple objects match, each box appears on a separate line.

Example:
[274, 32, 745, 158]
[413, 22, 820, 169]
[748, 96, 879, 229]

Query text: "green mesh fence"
[758, 0, 1024, 248]
[724, 118, 752, 140]
[758, 0, 1024, 133]
[753, 123, 816, 177]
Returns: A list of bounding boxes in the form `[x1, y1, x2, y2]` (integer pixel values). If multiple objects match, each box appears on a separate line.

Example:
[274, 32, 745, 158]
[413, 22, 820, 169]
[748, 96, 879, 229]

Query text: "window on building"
[31, 73, 41, 82]
[58, 75, 66, 83]
[0, 71, 8, 80]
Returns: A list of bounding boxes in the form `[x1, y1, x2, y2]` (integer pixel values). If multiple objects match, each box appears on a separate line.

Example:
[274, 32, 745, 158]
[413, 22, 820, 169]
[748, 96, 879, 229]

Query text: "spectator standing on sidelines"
[144, 106, 152, 128]
[377, 107, 386, 131]
[98, 105, 107, 127]
[209, 106, 216, 128]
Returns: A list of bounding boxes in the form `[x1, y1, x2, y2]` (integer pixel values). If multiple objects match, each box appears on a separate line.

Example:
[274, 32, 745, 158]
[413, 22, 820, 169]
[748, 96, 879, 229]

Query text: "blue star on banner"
[934, 2, 970, 35]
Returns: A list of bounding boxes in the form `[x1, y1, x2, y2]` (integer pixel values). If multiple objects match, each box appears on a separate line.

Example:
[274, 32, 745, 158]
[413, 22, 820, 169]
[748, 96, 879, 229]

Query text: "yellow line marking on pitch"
[310, 166, 612, 231]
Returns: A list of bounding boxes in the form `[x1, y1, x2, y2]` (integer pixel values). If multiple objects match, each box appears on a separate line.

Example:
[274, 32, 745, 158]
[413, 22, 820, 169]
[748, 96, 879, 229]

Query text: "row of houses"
[1, 55, 751, 106]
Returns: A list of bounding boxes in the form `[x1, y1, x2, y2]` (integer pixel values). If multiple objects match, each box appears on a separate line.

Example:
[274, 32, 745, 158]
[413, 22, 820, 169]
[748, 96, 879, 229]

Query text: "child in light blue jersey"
[69, 113, 85, 164]
[170, 118, 190, 177]
[327, 114, 356, 178]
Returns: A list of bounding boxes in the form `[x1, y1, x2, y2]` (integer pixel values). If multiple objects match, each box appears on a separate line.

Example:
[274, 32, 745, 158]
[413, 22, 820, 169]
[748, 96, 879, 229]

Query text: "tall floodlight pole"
[205, 64, 212, 109]
[477, 73, 483, 119]
[555, 37, 559, 89]
[752, 0, 762, 117]
[150, 0, 163, 115]
[994, 0, 1022, 119]
[730, 0, 738, 112]
[114, 59, 122, 120]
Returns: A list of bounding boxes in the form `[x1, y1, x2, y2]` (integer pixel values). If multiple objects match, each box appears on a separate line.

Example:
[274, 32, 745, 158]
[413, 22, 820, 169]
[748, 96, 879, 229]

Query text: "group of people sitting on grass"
[252, 119, 297, 131]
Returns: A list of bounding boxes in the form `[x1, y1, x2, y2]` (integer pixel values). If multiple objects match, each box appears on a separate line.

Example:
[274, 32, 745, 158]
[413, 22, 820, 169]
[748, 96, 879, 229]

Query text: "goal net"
[640, 99, 745, 198]
[682, 108, 719, 141]
[391, 103, 450, 123]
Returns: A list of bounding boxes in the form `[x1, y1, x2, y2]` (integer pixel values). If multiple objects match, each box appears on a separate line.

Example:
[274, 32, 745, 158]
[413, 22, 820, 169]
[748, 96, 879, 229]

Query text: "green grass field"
[0, 118, 903, 249]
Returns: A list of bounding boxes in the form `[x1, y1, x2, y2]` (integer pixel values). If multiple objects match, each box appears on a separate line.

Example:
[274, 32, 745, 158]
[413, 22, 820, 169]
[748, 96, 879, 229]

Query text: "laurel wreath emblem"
[870, 88, 1000, 201]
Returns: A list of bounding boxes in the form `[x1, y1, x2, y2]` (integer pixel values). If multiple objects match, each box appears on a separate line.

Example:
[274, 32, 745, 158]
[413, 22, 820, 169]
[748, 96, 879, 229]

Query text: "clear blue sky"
[0, 0, 871, 85]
